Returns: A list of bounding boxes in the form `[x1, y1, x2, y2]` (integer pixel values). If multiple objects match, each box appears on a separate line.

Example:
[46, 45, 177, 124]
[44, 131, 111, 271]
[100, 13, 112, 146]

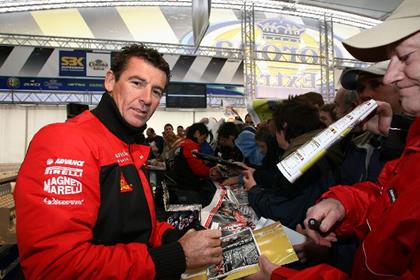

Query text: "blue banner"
[0, 76, 104, 92]
[59, 50, 86, 77]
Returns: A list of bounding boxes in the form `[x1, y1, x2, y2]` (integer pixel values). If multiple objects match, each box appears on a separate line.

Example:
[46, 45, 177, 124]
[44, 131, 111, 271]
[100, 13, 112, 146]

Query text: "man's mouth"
[132, 108, 147, 116]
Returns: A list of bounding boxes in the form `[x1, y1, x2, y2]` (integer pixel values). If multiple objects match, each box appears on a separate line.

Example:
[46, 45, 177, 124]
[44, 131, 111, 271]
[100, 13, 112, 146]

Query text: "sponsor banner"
[0, 76, 104, 92]
[86, 52, 110, 77]
[59, 50, 86, 77]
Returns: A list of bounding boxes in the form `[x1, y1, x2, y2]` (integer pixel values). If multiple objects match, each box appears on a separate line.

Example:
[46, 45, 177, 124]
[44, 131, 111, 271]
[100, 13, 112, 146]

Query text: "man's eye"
[132, 80, 145, 87]
[153, 89, 163, 97]
[399, 51, 415, 62]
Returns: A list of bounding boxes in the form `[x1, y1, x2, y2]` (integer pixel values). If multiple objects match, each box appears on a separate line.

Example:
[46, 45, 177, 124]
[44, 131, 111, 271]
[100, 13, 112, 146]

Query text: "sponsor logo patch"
[44, 176, 82, 195]
[47, 158, 84, 167]
[120, 173, 133, 193]
[43, 197, 84, 206]
[45, 166, 83, 177]
[115, 151, 131, 165]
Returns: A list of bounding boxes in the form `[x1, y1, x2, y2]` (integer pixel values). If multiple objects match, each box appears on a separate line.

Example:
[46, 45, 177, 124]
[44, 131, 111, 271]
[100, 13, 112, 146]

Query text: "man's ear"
[104, 70, 115, 92]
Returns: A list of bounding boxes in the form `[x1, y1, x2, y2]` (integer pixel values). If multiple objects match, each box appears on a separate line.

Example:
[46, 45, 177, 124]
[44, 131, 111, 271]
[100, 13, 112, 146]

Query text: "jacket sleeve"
[320, 161, 401, 237]
[319, 181, 381, 237]
[182, 141, 210, 177]
[14, 124, 185, 280]
[271, 264, 350, 280]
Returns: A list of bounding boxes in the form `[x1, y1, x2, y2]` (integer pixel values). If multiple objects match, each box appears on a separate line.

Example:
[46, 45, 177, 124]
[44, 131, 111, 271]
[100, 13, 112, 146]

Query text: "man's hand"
[363, 100, 392, 136]
[221, 176, 240, 186]
[293, 224, 332, 263]
[304, 198, 345, 247]
[244, 255, 279, 280]
[242, 169, 257, 191]
[178, 229, 222, 269]
[209, 166, 223, 181]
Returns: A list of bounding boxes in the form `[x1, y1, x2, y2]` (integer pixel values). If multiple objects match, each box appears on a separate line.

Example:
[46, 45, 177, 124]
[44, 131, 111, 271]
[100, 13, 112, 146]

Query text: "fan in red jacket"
[14, 44, 222, 279]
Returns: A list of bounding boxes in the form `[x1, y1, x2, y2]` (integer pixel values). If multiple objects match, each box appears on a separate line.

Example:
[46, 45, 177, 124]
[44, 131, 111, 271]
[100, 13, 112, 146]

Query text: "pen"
[308, 218, 321, 232]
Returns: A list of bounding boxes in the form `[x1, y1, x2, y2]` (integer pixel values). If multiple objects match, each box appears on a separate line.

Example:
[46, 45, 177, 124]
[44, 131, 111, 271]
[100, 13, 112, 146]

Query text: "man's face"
[105, 57, 166, 127]
[384, 31, 420, 116]
[218, 135, 235, 148]
[334, 89, 347, 119]
[164, 125, 173, 134]
[177, 127, 184, 136]
[245, 115, 254, 126]
[357, 75, 401, 113]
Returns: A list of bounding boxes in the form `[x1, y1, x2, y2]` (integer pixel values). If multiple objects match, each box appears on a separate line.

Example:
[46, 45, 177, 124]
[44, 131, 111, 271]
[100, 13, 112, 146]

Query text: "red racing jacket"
[14, 93, 186, 279]
[272, 117, 420, 280]
[180, 138, 211, 178]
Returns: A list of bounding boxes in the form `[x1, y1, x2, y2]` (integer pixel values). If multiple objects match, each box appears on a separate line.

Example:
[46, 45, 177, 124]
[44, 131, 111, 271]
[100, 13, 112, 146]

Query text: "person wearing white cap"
[246, 0, 420, 279]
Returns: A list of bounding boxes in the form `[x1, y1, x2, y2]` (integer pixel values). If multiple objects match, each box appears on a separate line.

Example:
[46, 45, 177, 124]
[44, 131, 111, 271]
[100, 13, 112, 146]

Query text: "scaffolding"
[0, 0, 369, 106]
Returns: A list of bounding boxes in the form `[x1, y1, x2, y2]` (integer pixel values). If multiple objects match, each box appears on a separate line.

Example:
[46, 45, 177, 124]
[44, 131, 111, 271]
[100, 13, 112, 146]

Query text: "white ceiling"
[0, 0, 403, 21]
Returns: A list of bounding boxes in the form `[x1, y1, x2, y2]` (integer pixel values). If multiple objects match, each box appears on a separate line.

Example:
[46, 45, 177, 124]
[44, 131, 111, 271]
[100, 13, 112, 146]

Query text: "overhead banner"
[0, 76, 104, 92]
[59, 50, 86, 77]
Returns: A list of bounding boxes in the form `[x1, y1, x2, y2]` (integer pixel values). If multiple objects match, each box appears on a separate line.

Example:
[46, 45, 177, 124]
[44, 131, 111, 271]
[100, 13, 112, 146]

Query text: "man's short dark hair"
[186, 123, 209, 143]
[273, 97, 321, 142]
[164, 123, 174, 129]
[217, 122, 240, 139]
[111, 44, 171, 89]
[298, 91, 325, 108]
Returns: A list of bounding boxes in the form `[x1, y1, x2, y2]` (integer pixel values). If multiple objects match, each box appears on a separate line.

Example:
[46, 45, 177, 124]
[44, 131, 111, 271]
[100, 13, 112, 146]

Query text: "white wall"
[0, 104, 247, 164]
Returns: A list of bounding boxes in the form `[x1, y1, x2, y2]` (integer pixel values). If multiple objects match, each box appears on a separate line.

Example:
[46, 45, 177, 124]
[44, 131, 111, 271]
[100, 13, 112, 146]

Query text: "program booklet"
[278, 99, 378, 182]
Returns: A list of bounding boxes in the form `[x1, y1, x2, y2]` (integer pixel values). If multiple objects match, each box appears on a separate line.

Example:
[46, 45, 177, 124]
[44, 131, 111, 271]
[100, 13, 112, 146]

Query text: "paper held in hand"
[277, 99, 378, 183]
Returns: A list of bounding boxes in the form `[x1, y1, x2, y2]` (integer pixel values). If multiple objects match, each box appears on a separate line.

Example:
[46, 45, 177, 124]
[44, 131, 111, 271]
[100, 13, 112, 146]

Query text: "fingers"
[258, 255, 279, 277]
[295, 224, 306, 235]
[179, 229, 223, 269]
[365, 101, 392, 135]
[304, 199, 345, 246]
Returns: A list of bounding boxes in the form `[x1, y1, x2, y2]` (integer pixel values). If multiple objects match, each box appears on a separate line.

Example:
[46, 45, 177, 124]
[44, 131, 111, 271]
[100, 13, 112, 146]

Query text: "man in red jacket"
[248, 0, 420, 279]
[14, 44, 222, 279]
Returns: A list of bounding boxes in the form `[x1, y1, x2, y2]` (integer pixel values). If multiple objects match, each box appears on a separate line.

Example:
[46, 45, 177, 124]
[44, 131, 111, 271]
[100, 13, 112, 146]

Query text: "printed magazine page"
[207, 228, 260, 280]
[183, 186, 298, 280]
[201, 188, 258, 235]
[278, 99, 378, 182]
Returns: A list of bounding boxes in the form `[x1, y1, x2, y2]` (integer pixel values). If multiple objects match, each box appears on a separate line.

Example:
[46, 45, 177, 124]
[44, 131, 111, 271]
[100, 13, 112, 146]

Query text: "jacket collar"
[92, 92, 146, 144]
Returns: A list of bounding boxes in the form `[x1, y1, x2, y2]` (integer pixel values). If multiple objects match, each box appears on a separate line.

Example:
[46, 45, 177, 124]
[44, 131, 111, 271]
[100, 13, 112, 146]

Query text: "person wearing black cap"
[248, 0, 420, 278]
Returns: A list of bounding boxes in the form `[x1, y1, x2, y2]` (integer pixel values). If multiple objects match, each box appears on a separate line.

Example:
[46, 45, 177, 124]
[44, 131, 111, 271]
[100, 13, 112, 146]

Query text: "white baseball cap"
[343, 0, 420, 62]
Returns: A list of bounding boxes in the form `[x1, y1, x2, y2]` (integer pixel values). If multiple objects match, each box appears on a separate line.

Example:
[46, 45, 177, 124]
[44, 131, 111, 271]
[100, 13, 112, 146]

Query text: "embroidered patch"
[120, 173, 133, 193]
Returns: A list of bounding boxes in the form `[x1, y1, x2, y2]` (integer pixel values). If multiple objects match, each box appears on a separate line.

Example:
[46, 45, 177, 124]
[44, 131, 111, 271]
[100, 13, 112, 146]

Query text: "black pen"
[308, 218, 321, 232]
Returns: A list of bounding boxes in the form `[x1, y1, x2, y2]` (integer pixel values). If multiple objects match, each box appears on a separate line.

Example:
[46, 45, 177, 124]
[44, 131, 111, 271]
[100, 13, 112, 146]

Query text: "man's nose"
[383, 56, 404, 85]
[140, 87, 153, 105]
